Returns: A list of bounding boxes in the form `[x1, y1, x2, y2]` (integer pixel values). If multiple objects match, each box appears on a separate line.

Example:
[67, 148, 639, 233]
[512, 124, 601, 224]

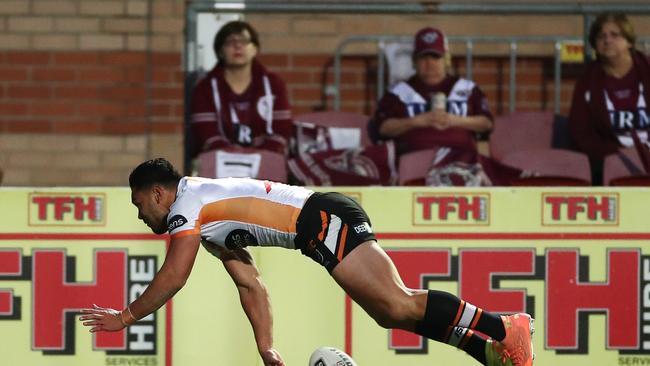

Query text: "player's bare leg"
[332, 240, 533, 365]
[331, 240, 427, 331]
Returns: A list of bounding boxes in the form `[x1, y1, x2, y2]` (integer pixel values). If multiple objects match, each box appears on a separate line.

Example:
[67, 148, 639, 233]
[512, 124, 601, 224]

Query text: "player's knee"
[371, 301, 410, 329]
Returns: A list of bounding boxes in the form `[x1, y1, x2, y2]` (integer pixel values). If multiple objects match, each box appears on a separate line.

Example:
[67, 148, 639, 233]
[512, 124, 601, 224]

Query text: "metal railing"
[333, 35, 650, 113]
[183, 1, 650, 173]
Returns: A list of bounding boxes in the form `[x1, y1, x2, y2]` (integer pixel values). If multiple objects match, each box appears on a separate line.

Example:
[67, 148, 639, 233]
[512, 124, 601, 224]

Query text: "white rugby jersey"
[167, 177, 313, 251]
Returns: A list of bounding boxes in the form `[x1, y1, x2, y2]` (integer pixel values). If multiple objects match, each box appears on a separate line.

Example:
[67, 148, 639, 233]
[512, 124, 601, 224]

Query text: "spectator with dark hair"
[189, 21, 293, 159]
[568, 13, 650, 185]
[369, 27, 493, 156]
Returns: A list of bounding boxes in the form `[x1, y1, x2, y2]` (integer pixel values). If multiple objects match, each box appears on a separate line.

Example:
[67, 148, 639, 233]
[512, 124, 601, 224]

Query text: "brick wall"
[1, 2, 649, 186]
[0, 48, 183, 185]
[0, 0, 185, 186]
[1, 51, 182, 134]
[257, 54, 378, 116]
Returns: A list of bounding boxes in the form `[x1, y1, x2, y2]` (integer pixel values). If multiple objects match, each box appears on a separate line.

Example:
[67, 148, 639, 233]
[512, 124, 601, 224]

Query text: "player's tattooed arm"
[80, 234, 201, 332]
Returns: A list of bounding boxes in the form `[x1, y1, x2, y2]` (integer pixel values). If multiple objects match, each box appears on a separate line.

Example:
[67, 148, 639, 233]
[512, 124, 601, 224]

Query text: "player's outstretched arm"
[79, 234, 201, 332]
[220, 248, 285, 366]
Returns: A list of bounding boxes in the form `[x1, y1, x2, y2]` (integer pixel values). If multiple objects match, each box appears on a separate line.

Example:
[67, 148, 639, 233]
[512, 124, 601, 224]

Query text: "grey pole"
[583, 13, 594, 63]
[465, 40, 473, 80]
[509, 41, 517, 113]
[554, 41, 562, 114]
[194, 2, 650, 15]
[377, 41, 386, 101]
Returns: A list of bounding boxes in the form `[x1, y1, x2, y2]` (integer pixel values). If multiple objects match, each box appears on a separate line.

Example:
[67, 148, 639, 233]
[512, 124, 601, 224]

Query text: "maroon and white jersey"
[369, 75, 493, 155]
[600, 68, 649, 146]
[568, 51, 650, 160]
[190, 60, 293, 158]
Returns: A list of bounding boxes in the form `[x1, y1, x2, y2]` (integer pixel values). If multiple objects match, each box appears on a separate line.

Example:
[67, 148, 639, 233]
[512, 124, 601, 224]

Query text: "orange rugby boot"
[485, 339, 514, 366]
[499, 313, 535, 366]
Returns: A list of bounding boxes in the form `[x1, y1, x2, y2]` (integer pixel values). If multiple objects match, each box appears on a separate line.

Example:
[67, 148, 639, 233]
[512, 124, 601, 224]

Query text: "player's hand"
[260, 348, 285, 366]
[79, 304, 125, 332]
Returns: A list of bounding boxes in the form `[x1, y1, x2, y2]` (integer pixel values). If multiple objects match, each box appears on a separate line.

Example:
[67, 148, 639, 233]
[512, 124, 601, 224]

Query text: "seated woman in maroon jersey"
[568, 13, 650, 185]
[369, 26, 493, 157]
[368, 27, 524, 186]
[189, 21, 293, 158]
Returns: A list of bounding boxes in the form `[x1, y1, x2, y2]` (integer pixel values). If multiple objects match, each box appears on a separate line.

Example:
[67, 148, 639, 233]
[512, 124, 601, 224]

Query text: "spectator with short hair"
[189, 21, 293, 159]
[568, 13, 650, 185]
[368, 26, 493, 156]
[367, 27, 523, 186]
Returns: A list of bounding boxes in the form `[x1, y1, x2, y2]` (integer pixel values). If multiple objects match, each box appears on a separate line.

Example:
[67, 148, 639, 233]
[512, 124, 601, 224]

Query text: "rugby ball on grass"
[309, 347, 357, 366]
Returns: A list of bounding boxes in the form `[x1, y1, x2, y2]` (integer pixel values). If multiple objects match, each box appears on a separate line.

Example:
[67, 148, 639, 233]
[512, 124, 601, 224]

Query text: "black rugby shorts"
[294, 192, 376, 272]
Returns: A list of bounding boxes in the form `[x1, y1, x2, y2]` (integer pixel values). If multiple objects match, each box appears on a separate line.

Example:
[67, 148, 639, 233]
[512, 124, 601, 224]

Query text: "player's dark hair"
[213, 20, 260, 64]
[129, 158, 182, 191]
[589, 13, 636, 52]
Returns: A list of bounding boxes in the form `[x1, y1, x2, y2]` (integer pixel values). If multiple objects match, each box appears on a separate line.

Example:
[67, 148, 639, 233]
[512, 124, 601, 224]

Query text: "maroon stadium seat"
[398, 149, 437, 186]
[608, 175, 650, 186]
[603, 147, 648, 186]
[510, 176, 590, 186]
[500, 148, 591, 185]
[490, 111, 555, 160]
[294, 111, 369, 130]
[294, 111, 372, 149]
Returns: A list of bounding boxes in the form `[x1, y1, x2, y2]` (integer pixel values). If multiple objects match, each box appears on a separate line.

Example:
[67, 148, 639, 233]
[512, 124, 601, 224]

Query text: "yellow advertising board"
[0, 188, 170, 366]
[344, 187, 650, 366]
[1, 186, 650, 366]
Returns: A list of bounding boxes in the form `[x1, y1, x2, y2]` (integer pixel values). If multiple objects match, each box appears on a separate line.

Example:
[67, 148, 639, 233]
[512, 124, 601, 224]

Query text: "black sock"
[421, 290, 463, 326]
[414, 318, 447, 342]
[464, 330, 488, 365]
[421, 290, 506, 341]
[475, 312, 505, 341]
[413, 323, 488, 365]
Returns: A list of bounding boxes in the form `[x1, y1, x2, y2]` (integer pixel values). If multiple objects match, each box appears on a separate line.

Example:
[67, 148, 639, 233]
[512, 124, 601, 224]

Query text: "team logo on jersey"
[225, 229, 259, 250]
[256, 95, 275, 122]
[235, 124, 253, 145]
[167, 215, 188, 231]
[455, 89, 470, 97]
[353, 222, 372, 234]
